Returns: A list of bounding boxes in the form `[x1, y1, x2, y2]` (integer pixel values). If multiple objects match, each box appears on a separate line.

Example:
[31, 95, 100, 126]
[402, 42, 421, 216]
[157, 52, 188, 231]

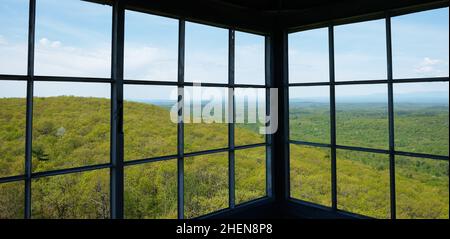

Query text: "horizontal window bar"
[184, 147, 230, 157]
[287, 2, 448, 33]
[0, 75, 29, 81]
[395, 151, 449, 161]
[290, 140, 449, 161]
[124, 80, 267, 88]
[234, 142, 268, 150]
[290, 140, 331, 148]
[288, 77, 449, 87]
[197, 196, 271, 219]
[33, 76, 113, 83]
[31, 163, 111, 179]
[124, 154, 178, 166]
[336, 145, 390, 154]
[288, 197, 372, 219]
[0, 175, 26, 184]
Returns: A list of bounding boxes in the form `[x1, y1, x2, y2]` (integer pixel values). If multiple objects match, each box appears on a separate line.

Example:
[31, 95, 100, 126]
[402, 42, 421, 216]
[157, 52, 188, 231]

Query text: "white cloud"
[414, 57, 446, 75]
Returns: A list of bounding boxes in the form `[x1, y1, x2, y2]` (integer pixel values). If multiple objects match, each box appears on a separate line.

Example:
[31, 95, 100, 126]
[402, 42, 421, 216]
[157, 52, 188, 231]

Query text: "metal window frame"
[0, 0, 272, 219]
[286, 6, 450, 219]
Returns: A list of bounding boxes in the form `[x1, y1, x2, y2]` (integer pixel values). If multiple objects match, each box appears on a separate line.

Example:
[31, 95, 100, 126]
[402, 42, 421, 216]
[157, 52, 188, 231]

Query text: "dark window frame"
[287, 6, 450, 219]
[0, 0, 272, 219]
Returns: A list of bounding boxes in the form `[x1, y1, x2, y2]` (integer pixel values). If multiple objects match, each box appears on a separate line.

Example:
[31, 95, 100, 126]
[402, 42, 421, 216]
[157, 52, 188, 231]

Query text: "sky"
[0, 0, 448, 102]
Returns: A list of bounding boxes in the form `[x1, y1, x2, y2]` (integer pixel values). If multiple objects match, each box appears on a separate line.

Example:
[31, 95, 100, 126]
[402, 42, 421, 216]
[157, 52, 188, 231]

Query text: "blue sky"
[0, 0, 448, 102]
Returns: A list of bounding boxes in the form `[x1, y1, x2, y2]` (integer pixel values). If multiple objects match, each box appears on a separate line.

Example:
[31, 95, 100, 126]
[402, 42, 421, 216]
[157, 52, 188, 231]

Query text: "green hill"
[0, 97, 448, 219]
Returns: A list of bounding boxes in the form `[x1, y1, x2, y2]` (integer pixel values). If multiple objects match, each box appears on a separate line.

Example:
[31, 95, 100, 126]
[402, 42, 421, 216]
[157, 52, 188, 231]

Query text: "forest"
[0, 96, 448, 219]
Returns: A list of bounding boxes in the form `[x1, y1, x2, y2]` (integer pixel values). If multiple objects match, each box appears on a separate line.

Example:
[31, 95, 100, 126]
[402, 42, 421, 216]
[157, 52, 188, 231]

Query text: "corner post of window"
[110, 0, 125, 219]
[228, 29, 236, 209]
[272, 27, 289, 206]
[265, 35, 273, 198]
[24, 0, 36, 219]
[177, 19, 186, 219]
[328, 25, 338, 211]
[385, 13, 396, 219]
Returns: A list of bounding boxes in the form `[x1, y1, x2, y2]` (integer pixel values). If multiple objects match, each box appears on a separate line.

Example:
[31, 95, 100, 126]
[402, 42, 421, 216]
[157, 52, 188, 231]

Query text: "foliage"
[0, 97, 448, 219]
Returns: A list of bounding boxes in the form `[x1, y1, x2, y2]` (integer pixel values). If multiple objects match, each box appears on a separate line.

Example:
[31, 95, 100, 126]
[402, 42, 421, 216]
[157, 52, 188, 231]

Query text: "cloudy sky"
[0, 0, 448, 102]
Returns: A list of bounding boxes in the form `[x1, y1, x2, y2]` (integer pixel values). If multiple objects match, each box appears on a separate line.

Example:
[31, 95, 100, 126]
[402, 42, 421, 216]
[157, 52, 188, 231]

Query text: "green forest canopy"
[0, 97, 448, 219]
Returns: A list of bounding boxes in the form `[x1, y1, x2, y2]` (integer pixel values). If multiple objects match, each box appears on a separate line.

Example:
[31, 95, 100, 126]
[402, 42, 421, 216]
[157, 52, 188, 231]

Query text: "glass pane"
[32, 169, 110, 219]
[392, 8, 449, 79]
[0, 81, 26, 178]
[235, 88, 265, 146]
[185, 152, 228, 218]
[124, 10, 178, 81]
[288, 28, 329, 83]
[185, 22, 228, 84]
[184, 86, 228, 153]
[336, 84, 388, 149]
[32, 82, 110, 172]
[235, 31, 265, 85]
[337, 150, 390, 218]
[125, 159, 177, 219]
[0, 181, 24, 219]
[394, 82, 449, 156]
[235, 147, 266, 204]
[289, 86, 330, 144]
[35, 0, 111, 77]
[0, 0, 28, 75]
[396, 156, 449, 219]
[290, 144, 331, 207]
[124, 85, 177, 160]
[335, 19, 387, 81]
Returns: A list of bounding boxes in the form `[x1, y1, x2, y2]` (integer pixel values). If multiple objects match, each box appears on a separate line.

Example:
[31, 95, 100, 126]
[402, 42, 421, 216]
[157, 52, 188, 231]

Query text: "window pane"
[32, 82, 110, 172]
[337, 150, 390, 218]
[235, 31, 265, 85]
[396, 156, 449, 219]
[0, 81, 26, 178]
[235, 88, 265, 146]
[335, 20, 387, 81]
[124, 11, 178, 81]
[0, 0, 28, 75]
[124, 159, 177, 219]
[0, 181, 24, 219]
[185, 152, 228, 218]
[235, 147, 266, 204]
[392, 8, 449, 79]
[184, 87, 228, 153]
[185, 22, 228, 84]
[289, 86, 330, 144]
[32, 169, 110, 219]
[394, 82, 449, 156]
[289, 28, 329, 83]
[290, 144, 331, 207]
[124, 85, 177, 160]
[336, 84, 388, 149]
[35, 0, 111, 77]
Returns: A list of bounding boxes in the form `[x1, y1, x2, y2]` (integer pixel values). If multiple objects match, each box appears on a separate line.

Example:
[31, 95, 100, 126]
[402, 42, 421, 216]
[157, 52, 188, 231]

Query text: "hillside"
[0, 97, 448, 219]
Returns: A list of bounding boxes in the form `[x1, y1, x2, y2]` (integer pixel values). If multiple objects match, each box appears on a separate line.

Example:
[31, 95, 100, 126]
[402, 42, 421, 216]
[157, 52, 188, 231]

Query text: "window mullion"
[385, 14, 396, 219]
[228, 29, 236, 209]
[177, 19, 185, 219]
[328, 26, 337, 211]
[24, 0, 36, 219]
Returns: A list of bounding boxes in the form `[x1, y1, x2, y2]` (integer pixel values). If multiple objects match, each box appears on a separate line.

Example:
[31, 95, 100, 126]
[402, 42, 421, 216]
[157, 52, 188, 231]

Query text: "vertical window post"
[24, 0, 36, 219]
[177, 19, 185, 219]
[110, 0, 125, 219]
[385, 14, 396, 219]
[328, 26, 337, 210]
[228, 29, 236, 209]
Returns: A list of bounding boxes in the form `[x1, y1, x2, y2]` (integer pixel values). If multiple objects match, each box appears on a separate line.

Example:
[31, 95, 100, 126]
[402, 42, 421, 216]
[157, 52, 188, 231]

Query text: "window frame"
[0, 0, 272, 219]
[287, 6, 450, 219]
